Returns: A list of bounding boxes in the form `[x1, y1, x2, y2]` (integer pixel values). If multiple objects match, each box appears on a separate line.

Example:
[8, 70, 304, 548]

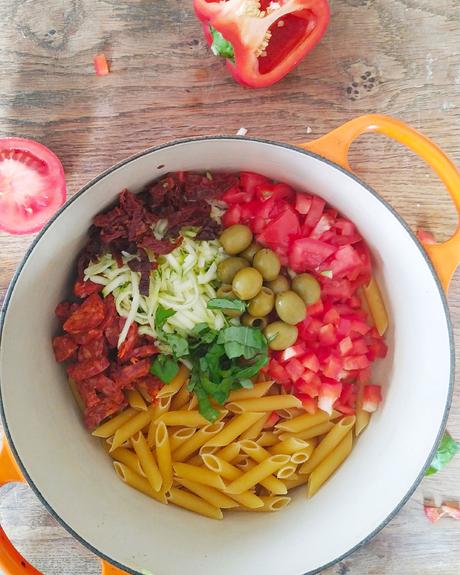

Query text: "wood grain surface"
[1, 1, 460, 574]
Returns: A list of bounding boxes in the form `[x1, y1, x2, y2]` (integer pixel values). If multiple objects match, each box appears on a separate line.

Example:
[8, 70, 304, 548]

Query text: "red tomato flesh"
[0, 138, 66, 234]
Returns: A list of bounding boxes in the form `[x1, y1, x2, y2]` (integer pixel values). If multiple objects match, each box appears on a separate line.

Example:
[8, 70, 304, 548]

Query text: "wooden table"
[1, 1, 459, 573]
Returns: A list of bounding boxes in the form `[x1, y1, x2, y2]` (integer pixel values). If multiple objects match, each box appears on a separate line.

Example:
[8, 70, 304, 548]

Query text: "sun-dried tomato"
[52, 335, 78, 362]
[67, 356, 110, 381]
[73, 279, 103, 299]
[63, 293, 105, 334]
[118, 323, 139, 361]
[137, 373, 163, 400]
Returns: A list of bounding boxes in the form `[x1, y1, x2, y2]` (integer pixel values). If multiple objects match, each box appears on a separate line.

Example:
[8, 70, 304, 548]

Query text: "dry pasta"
[227, 381, 273, 402]
[275, 410, 339, 433]
[224, 455, 290, 494]
[269, 437, 309, 455]
[226, 395, 302, 414]
[127, 389, 148, 411]
[169, 427, 196, 452]
[170, 385, 191, 411]
[307, 431, 353, 497]
[173, 422, 224, 462]
[156, 421, 173, 492]
[166, 487, 223, 520]
[113, 462, 166, 503]
[110, 406, 157, 451]
[173, 462, 227, 490]
[108, 446, 145, 477]
[147, 396, 172, 448]
[278, 421, 335, 442]
[203, 413, 265, 447]
[156, 365, 189, 398]
[176, 478, 238, 509]
[364, 276, 388, 336]
[92, 407, 137, 439]
[132, 431, 163, 492]
[240, 413, 270, 440]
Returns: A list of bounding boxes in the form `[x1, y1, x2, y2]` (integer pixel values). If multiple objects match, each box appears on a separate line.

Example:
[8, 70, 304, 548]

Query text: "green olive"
[292, 273, 321, 305]
[266, 275, 290, 294]
[219, 224, 253, 255]
[248, 287, 275, 317]
[232, 267, 263, 300]
[242, 313, 268, 330]
[275, 290, 307, 325]
[215, 285, 243, 317]
[217, 257, 249, 284]
[264, 321, 298, 351]
[252, 248, 281, 282]
[240, 241, 262, 263]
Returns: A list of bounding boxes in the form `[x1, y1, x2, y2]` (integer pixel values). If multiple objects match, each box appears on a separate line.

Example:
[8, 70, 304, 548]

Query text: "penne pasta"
[92, 407, 137, 439]
[170, 385, 191, 411]
[215, 442, 241, 463]
[307, 431, 353, 497]
[364, 276, 388, 336]
[226, 395, 302, 414]
[108, 446, 145, 477]
[147, 396, 173, 448]
[283, 474, 308, 489]
[279, 421, 335, 442]
[269, 437, 309, 455]
[160, 410, 213, 428]
[132, 431, 163, 492]
[176, 478, 238, 509]
[199, 445, 218, 456]
[290, 443, 315, 465]
[247, 495, 291, 512]
[156, 365, 189, 399]
[203, 413, 265, 447]
[225, 455, 290, 494]
[166, 487, 223, 520]
[110, 406, 156, 450]
[127, 389, 148, 411]
[113, 462, 166, 503]
[276, 464, 297, 480]
[240, 413, 270, 440]
[186, 455, 203, 467]
[173, 462, 226, 490]
[156, 421, 173, 492]
[277, 408, 305, 420]
[299, 416, 355, 475]
[137, 385, 154, 404]
[355, 410, 371, 437]
[173, 422, 224, 462]
[275, 409, 340, 433]
[169, 428, 197, 452]
[187, 395, 198, 411]
[256, 432, 279, 447]
[227, 381, 273, 402]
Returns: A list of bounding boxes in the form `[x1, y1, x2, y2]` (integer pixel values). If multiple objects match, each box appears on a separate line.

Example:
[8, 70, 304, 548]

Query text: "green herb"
[207, 298, 246, 313]
[425, 431, 460, 476]
[150, 355, 180, 384]
[217, 325, 267, 359]
[209, 25, 235, 61]
[155, 305, 176, 330]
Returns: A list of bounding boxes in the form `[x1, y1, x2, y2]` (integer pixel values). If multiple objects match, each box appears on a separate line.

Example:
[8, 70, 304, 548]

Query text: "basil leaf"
[425, 431, 460, 476]
[218, 326, 267, 359]
[209, 25, 235, 61]
[150, 355, 179, 384]
[240, 378, 254, 389]
[207, 298, 246, 313]
[155, 305, 176, 331]
[195, 387, 220, 422]
[164, 333, 189, 358]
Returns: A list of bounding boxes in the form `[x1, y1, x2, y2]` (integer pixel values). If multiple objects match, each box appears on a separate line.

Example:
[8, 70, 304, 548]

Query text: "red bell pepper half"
[193, 0, 330, 88]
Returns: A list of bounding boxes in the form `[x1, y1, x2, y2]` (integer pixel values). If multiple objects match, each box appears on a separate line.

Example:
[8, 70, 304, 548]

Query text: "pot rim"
[0, 135, 455, 575]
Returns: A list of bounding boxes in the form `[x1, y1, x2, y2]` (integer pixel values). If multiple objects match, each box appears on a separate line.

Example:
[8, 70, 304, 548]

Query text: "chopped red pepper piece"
[194, 0, 330, 88]
[93, 53, 110, 76]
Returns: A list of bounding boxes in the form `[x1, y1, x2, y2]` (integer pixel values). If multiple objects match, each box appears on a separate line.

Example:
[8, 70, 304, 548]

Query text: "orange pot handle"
[0, 436, 129, 575]
[298, 114, 460, 292]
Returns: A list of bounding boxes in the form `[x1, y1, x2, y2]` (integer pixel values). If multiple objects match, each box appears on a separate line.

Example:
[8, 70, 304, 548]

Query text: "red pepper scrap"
[194, 0, 330, 88]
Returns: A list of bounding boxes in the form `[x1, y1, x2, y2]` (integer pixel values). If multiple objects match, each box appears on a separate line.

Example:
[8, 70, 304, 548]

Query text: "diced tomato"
[0, 137, 66, 234]
[335, 218, 356, 236]
[319, 324, 337, 346]
[417, 229, 436, 245]
[222, 185, 253, 204]
[358, 367, 372, 383]
[280, 344, 306, 362]
[301, 352, 320, 373]
[310, 213, 334, 240]
[295, 192, 312, 215]
[362, 385, 383, 413]
[323, 308, 340, 325]
[257, 205, 301, 251]
[222, 203, 241, 226]
[317, 381, 342, 415]
[296, 394, 317, 414]
[307, 299, 324, 317]
[303, 195, 326, 231]
[93, 53, 110, 76]
[321, 278, 354, 300]
[349, 318, 371, 336]
[257, 183, 295, 203]
[328, 244, 363, 279]
[284, 358, 305, 382]
[296, 372, 321, 397]
[268, 359, 290, 385]
[350, 338, 368, 355]
[337, 317, 352, 337]
[339, 336, 353, 356]
[289, 237, 336, 273]
[240, 172, 271, 196]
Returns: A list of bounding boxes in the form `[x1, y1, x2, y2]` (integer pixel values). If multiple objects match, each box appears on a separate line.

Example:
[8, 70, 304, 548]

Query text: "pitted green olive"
[219, 224, 253, 255]
[264, 321, 298, 351]
[252, 248, 281, 281]
[266, 275, 290, 294]
[242, 313, 268, 330]
[240, 241, 262, 262]
[292, 273, 321, 305]
[275, 290, 307, 325]
[215, 284, 243, 317]
[217, 257, 249, 284]
[248, 287, 275, 317]
[232, 267, 263, 300]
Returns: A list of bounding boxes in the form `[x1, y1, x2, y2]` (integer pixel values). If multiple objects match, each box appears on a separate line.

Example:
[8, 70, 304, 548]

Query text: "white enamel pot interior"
[0, 137, 453, 575]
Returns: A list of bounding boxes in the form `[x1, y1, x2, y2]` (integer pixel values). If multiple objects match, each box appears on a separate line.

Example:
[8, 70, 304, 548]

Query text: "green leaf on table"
[150, 355, 180, 384]
[207, 298, 246, 313]
[425, 431, 460, 476]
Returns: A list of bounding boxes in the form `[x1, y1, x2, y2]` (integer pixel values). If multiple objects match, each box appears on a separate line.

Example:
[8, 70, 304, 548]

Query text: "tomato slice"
[0, 138, 66, 234]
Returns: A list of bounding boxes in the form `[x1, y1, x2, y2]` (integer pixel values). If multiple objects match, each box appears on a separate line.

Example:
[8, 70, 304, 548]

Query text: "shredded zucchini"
[84, 234, 227, 348]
